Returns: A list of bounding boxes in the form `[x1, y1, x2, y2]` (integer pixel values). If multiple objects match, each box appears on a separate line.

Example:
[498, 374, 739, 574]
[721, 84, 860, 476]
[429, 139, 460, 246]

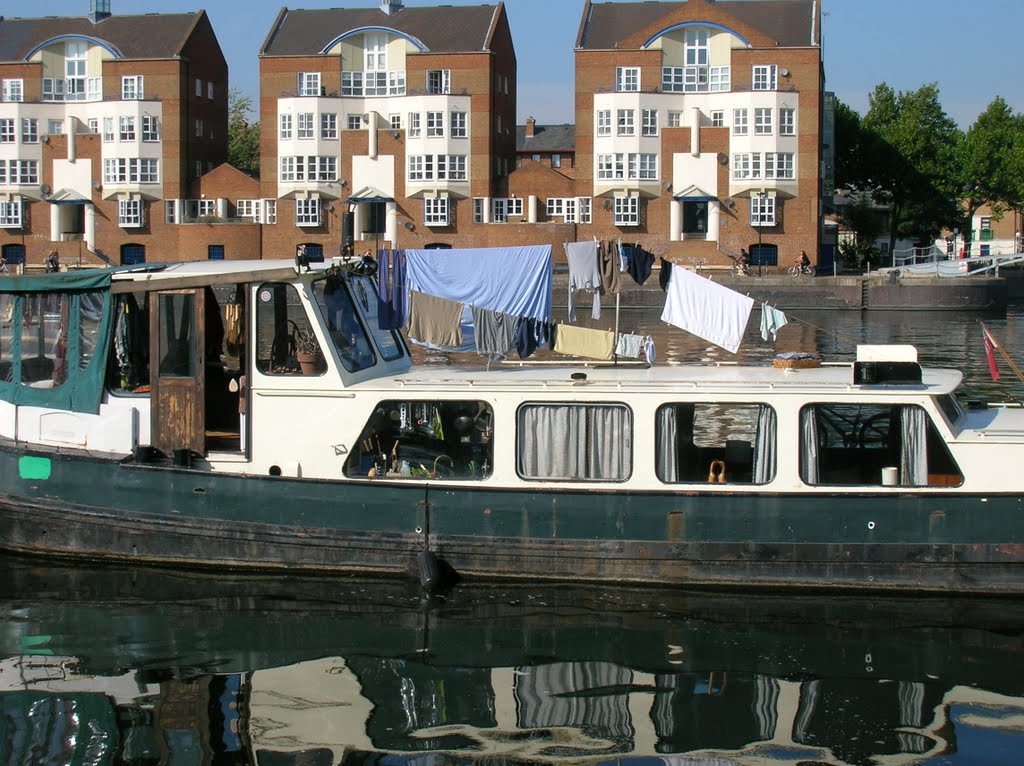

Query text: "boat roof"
[366, 361, 964, 397]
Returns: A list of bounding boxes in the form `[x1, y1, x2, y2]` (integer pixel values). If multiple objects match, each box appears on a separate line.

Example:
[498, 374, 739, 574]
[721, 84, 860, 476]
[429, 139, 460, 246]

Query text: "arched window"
[749, 243, 777, 267]
[120, 243, 146, 266]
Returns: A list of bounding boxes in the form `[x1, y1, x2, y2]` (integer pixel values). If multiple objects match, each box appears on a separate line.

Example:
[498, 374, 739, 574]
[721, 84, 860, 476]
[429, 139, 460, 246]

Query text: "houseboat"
[0, 256, 1021, 592]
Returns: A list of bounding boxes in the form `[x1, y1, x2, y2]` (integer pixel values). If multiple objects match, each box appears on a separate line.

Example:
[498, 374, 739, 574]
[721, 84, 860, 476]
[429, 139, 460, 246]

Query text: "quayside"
[0, 252, 1022, 592]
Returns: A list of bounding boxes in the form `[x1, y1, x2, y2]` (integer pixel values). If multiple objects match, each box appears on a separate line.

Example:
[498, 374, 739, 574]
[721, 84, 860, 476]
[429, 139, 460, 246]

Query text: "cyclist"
[737, 249, 750, 276]
[0, 253, 7, 275]
[794, 251, 811, 274]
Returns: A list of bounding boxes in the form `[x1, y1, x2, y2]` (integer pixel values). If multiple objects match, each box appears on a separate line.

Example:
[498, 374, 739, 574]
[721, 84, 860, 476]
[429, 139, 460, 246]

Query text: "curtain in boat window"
[656, 405, 679, 482]
[753, 405, 777, 484]
[800, 407, 819, 484]
[518, 403, 631, 481]
[900, 406, 928, 486]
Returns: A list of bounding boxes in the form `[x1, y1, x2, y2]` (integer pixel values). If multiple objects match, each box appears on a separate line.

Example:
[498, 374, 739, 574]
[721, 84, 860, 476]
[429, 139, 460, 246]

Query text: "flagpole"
[981, 322, 1024, 383]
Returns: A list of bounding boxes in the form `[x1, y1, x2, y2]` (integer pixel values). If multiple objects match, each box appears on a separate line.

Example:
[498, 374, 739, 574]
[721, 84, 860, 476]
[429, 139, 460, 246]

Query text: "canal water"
[3, 305, 1024, 765]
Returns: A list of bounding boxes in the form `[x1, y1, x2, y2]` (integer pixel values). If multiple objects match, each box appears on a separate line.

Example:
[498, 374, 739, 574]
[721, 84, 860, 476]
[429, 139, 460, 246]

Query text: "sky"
[13, 0, 1024, 128]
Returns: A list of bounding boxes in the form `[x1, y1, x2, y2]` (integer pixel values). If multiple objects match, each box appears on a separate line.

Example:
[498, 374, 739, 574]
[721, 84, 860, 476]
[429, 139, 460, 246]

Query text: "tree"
[228, 89, 260, 176]
[861, 83, 962, 254]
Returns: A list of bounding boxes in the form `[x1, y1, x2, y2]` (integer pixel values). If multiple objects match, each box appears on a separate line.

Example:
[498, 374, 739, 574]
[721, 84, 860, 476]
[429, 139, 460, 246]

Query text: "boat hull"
[1, 443, 1023, 593]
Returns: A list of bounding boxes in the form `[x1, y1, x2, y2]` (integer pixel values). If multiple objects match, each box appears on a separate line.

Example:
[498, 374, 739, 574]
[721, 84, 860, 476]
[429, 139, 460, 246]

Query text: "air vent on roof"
[380, 0, 404, 15]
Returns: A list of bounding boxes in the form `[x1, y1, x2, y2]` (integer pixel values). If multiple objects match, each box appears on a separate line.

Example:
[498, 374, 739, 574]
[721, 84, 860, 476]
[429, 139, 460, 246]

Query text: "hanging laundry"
[406, 290, 464, 348]
[658, 257, 673, 291]
[405, 246, 553, 322]
[377, 249, 407, 330]
[615, 332, 646, 359]
[621, 243, 654, 285]
[471, 306, 517, 358]
[600, 242, 623, 295]
[565, 241, 602, 322]
[513, 317, 554, 359]
[644, 335, 656, 364]
[760, 302, 789, 341]
[661, 264, 753, 354]
[553, 323, 615, 361]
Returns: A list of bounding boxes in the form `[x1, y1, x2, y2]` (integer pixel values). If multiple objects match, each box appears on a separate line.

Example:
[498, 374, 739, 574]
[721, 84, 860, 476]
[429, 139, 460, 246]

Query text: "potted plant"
[293, 328, 323, 375]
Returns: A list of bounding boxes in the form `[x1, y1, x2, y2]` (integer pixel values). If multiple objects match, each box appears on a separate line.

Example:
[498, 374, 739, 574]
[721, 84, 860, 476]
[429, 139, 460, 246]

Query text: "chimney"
[89, 0, 112, 23]
[380, 0, 403, 15]
[526, 117, 536, 138]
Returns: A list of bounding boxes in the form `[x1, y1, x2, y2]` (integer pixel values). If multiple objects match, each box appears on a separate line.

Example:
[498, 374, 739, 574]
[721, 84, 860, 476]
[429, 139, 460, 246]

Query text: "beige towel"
[553, 323, 615, 360]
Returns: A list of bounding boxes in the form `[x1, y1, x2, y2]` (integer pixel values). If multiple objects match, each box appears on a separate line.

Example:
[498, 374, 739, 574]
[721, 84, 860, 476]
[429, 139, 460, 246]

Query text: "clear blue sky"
[15, 0, 1024, 127]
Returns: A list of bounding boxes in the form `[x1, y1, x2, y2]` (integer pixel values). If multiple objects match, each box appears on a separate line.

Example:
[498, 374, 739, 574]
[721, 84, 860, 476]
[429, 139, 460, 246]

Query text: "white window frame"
[615, 66, 639, 92]
[118, 198, 144, 228]
[617, 109, 635, 136]
[613, 197, 639, 227]
[389, 114, 402, 130]
[753, 64, 778, 91]
[297, 72, 321, 97]
[685, 27, 709, 66]
[0, 199, 22, 227]
[297, 113, 314, 139]
[733, 108, 748, 136]
[280, 157, 298, 182]
[118, 116, 136, 141]
[780, 108, 796, 136]
[2, 78, 24, 103]
[751, 194, 776, 226]
[47, 119, 65, 136]
[21, 118, 39, 143]
[341, 71, 363, 96]
[0, 119, 13, 143]
[87, 118, 99, 134]
[578, 197, 592, 224]
[195, 119, 203, 138]
[408, 112, 421, 138]
[207, 81, 214, 100]
[86, 77, 102, 101]
[451, 111, 467, 138]
[42, 78, 65, 102]
[424, 198, 450, 227]
[709, 66, 730, 92]
[295, 198, 321, 227]
[597, 110, 612, 136]
[319, 112, 337, 140]
[427, 69, 451, 95]
[426, 111, 444, 137]
[142, 115, 160, 142]
[279, 113, 292, 139]
[710, 110, 725, 128]
[121, 75, 144, 100]
[312, 156, 337, 182]
[667, 111, 682, 128]
[347, 114, 362, 131]
[65, 40, 88, 101]
[103, 118, 114, 142]
[754, 107, 773, 135]
[641, 109, 658, 136]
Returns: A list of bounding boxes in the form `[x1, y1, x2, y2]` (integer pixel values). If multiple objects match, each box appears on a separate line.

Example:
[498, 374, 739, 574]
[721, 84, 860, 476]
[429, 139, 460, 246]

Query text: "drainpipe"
[67, 117, 76, 161]
[527, 195, 537, 223]
[690, 107, 700, 157]
[367, 112, 377, 160]
[670, 199, 681, 241]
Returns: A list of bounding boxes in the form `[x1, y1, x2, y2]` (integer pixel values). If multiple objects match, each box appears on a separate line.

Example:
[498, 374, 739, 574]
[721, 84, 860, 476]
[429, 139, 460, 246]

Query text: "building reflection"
[3, 652, 1021, 765]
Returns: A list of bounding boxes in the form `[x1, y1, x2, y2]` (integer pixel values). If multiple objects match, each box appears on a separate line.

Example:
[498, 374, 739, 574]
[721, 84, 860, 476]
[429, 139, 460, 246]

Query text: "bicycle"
[787, 264, 815, 277]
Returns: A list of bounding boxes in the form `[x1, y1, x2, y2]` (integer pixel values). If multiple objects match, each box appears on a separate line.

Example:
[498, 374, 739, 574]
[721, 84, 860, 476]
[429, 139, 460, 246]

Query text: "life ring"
[708, 459, 726, 483]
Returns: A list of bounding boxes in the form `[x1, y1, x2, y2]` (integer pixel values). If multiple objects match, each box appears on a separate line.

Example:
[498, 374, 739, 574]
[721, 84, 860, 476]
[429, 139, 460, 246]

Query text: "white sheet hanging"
[661, 264, 753, 354]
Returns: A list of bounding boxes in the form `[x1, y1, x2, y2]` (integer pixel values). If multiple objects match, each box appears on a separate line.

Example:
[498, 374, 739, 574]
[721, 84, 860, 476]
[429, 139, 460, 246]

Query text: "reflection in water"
[1, 557, 1024, 764]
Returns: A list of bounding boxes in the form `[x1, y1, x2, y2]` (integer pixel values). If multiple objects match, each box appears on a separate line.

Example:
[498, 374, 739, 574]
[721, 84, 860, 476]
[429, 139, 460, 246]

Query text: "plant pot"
[295, 351, 322, 375]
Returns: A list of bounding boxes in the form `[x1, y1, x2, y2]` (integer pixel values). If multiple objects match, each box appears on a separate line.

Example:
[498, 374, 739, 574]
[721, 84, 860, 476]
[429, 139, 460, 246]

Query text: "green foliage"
[228, 89, 260, 176]
[958, 97, 1024, 241]
[852, 84, 963, 251]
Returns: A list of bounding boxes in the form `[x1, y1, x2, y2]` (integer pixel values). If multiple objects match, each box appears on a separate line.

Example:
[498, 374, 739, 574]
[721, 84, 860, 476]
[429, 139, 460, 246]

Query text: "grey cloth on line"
[615, 333, 645, 358]
[471, 306, 517, 358]
[565, 241, 602, 322]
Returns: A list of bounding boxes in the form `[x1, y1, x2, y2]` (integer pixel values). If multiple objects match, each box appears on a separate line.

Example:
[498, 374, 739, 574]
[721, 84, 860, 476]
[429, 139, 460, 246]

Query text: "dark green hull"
[1, 441, 1022, 592]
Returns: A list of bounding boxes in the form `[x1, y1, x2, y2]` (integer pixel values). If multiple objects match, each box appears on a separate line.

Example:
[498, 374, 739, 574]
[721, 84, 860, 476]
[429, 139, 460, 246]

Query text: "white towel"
[661, 265, 753, 354]
[760, 303, 789, 341]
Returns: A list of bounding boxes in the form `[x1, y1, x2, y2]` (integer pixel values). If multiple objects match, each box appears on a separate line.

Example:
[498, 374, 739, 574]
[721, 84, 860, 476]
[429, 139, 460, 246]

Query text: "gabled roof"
[0, 12, 205, 61]
[577, 0, 817, 50]
[261, 4, 502, 56]
[516, 124, 576, 153]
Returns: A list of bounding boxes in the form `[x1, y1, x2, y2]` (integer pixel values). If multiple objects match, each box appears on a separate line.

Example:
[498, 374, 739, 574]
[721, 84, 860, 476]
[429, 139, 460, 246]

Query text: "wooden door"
[150, 289, 205, 456]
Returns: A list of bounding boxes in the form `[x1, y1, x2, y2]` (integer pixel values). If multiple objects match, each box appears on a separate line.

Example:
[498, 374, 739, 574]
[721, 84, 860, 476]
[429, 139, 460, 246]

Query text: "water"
[4, 307, 1024, 765]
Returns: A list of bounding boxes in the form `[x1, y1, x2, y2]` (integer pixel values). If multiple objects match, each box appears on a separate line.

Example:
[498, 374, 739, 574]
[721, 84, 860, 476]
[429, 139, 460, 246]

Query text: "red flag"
[983, 326, 1000, 381]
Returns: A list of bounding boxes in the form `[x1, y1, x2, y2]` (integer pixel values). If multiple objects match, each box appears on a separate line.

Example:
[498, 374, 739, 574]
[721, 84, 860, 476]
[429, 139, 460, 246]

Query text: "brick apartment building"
[572, 0, 825, 268]
[258, 0, 521, 261]
[0, 0, 233, 270]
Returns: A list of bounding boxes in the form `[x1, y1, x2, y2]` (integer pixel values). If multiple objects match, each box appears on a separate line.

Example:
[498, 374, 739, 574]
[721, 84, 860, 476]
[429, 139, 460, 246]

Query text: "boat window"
[517, 403, 632, 482]
[19, 293, 64, 389]
[655, 403, 776, 484]
[343, 400, 494, 480]
[349, 275, 403, 361]
[799, 403, 963, 487]
[255, 282, 324, 376]
[935, 394, 964, 425]
[156, 293, 196, 378]
[107, 292, 150, 394]
[311, 277, 376, 372]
